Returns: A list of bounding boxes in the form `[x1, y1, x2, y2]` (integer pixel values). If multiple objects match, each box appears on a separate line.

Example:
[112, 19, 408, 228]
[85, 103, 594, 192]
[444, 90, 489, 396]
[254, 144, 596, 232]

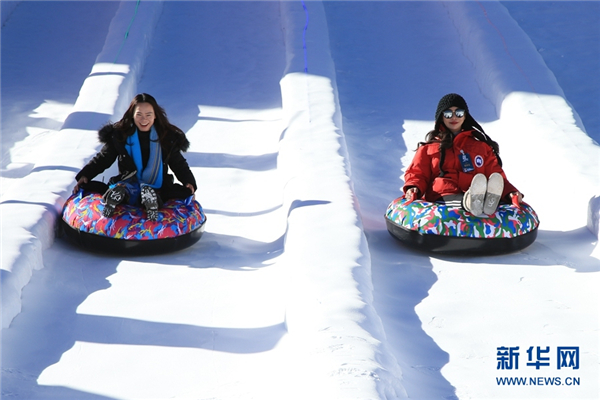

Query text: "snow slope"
[2, 1, 599, 399]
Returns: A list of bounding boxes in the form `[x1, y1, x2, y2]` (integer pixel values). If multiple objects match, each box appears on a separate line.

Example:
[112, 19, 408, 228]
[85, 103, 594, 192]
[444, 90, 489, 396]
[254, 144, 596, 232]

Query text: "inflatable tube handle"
[510, 193, 522, 208]
[184, 195, 194, 206]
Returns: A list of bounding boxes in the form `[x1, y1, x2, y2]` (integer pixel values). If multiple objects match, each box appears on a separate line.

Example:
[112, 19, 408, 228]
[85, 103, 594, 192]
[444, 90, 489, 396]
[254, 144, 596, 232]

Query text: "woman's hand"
[73, 176, 88, 193]
[185, 183, 195, 195]
[404, 187, 420, 204]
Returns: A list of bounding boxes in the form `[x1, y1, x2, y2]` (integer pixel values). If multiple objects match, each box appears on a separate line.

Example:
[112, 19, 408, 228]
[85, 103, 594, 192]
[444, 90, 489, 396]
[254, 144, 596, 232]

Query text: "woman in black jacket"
[73, 93, 197, 220]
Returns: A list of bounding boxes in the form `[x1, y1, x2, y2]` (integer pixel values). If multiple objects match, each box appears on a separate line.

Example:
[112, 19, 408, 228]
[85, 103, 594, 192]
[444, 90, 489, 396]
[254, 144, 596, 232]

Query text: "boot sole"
[102, 186, 126, 218]
[484, 172, 504, 215]
[141, 186, 159, 221]
[468, 173, 487, 217]
[102, 204, 116, 218]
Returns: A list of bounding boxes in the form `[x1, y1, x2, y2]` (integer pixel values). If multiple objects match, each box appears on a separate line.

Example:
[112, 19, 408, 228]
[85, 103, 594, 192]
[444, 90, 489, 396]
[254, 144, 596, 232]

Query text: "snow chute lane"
[2, 2, 406, 399]
[325, 1, 599, 399]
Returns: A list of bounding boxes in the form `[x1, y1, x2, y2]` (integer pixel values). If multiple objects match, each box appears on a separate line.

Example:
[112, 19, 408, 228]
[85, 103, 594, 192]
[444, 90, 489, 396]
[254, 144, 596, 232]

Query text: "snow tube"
[385, 197, 539, 255]
[61, 191, 206, 255]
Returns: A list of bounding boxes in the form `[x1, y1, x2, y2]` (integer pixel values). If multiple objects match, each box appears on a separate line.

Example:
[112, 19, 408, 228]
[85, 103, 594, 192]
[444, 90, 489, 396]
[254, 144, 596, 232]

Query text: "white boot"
[464, 173, 487, 217]
[483, 172, 504, 215]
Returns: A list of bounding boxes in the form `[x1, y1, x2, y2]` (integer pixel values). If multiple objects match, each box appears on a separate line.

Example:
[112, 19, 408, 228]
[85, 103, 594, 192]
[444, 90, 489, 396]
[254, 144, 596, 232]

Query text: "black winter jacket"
[76, 124, 197, 192]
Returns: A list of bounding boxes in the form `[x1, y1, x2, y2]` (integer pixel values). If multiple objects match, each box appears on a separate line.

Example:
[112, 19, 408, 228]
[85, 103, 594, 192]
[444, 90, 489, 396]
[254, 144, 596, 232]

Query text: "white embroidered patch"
[475, 155, 484, 168]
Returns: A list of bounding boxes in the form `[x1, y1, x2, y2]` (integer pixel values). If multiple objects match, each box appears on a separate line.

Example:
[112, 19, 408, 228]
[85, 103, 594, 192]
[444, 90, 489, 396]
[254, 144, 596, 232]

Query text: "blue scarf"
[125, 127, 163, 189]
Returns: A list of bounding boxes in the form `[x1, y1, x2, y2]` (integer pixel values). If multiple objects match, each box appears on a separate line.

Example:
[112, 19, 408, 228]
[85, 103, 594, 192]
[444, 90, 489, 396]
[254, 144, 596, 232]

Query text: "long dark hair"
[418, 110, 502, 176]
[114, 93, 184, 145]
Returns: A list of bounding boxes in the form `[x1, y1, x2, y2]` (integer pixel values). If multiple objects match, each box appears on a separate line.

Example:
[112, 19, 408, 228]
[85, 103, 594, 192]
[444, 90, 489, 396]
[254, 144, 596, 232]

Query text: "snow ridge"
[278, 3, 406, 397]
[1, 1, 163, 328]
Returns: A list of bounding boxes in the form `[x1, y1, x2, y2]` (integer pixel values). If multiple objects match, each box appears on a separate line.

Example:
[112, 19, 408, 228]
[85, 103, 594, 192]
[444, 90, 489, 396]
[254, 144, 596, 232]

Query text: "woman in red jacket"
[403, 93, 522, 217]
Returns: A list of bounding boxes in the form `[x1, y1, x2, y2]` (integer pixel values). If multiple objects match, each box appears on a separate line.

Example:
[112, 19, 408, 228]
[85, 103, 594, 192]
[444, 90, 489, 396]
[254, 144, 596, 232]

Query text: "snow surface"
[1, 1, 599, 399]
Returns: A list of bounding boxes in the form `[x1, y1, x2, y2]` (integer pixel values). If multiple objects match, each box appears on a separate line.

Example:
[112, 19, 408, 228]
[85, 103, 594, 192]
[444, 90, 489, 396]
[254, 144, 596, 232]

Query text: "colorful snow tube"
[385, 197, 539, 255]
[61, 191, 206, 255]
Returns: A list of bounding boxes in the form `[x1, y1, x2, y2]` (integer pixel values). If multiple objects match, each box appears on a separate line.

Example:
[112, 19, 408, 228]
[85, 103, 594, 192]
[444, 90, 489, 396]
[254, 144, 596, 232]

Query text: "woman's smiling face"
[133, 102, 156, 132]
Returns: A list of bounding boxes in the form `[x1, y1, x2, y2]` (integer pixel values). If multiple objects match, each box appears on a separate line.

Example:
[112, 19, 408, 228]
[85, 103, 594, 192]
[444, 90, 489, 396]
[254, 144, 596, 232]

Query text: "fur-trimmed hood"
[97, 123, 191, 153]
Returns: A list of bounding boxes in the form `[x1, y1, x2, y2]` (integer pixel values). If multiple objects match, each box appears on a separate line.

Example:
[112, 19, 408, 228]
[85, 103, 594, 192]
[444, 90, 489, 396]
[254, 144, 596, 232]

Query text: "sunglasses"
[443, 109, 466, 119]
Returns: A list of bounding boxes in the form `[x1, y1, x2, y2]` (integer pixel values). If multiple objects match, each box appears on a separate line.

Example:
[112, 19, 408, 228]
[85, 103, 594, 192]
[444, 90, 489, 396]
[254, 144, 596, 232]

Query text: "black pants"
[436, 194, 465, 209]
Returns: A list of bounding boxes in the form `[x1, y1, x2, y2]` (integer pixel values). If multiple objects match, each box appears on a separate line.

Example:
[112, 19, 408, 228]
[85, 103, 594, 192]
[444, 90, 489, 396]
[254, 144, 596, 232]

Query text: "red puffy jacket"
[403, 130, 518, 202]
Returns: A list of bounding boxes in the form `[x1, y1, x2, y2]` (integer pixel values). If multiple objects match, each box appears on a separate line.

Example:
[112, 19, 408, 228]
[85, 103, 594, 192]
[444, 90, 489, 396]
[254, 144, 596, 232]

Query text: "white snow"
[1, 1, 598, 399]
